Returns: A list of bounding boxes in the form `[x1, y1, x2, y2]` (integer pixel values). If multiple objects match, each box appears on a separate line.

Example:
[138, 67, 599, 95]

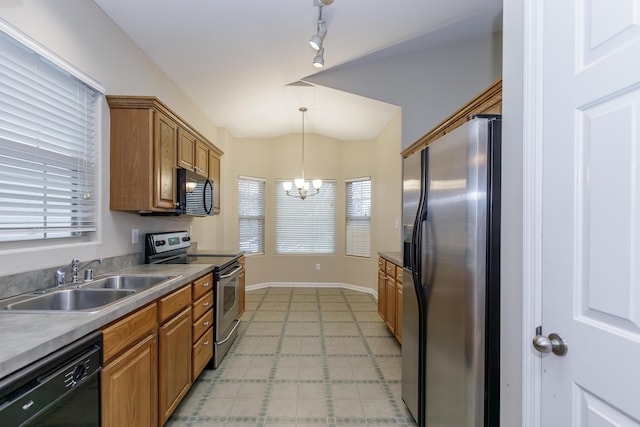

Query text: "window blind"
[276, 179, 336, 254]
[0, 30, 100, 242]
[346, 177, 371, 257]
[238, 176, 265, 254]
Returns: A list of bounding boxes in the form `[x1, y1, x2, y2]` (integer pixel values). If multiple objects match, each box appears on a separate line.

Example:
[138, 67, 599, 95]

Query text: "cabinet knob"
[203, 282, 209, 288]
[203, 341, 209, 346]
[204, 321, 210, 327]
[203, 302, 209, 307]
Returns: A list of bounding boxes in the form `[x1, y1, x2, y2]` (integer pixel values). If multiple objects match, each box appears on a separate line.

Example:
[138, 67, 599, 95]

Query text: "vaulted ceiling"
[94, 0, 502, 140]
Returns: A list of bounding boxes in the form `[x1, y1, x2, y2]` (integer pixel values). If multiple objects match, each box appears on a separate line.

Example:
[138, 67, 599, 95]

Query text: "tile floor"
[166, 286, 417, 426]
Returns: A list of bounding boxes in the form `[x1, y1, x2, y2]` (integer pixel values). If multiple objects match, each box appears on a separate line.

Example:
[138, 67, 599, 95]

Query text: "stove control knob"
[182, 236, 190, 242]
[156, 240, 166, 246]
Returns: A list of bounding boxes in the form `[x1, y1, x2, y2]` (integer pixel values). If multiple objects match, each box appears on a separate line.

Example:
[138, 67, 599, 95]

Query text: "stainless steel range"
[145, 231, 241, 368]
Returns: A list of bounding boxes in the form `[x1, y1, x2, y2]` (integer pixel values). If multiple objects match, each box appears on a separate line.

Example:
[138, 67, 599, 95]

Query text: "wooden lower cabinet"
[395, 266, 404, 343]
[377, 265, 386, 319]
[192, 327, 214, 381]
[101, 273, 217, 426]
[101, 303, 158, 427]
[377, 256, 403, 343]
[159, 306, 192, 426]
[102, 333, 158, 427]
[385, 276, 396, 334]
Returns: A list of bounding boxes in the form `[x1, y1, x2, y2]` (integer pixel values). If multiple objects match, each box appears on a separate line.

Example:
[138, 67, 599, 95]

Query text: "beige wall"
[0, 0, 224, 276]
[228, 111, 402, 292]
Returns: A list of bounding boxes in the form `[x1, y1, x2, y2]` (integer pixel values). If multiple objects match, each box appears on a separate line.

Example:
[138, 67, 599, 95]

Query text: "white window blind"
[238, 176, 265, 254]
[346, 177, 371, 257]
[0, 30, 100, 242]
[276, 179, 336, 254]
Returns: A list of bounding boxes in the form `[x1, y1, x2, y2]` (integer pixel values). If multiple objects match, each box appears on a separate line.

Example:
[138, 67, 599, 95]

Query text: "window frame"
[345, 177, 372, 258]
[238, 176, 266, 255]
[275, 179, 336, 255]
[0, 24, 104, 244]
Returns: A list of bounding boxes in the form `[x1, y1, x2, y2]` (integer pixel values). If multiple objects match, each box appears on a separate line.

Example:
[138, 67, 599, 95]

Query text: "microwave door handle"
[219, 266, 243, 279]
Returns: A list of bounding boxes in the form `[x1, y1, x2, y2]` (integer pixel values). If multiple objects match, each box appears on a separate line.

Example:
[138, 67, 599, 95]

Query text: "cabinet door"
[208, 151, 221, 214]
[377, 268, 386, 320]
[102, 332, 158, 427]
[396, 283, 403, 343]
[154, 111, 178, 210]
[159, 307, 192, 425]
[177, 129, 195, 170]
[194, 140, 209, 177]
[192, 327, 214, 381]
[385, 276, 396, 334]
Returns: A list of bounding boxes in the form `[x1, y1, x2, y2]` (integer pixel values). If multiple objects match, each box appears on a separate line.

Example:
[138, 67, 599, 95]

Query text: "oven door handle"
[218, 266, 242, 279]
[216, 319, 240, 345]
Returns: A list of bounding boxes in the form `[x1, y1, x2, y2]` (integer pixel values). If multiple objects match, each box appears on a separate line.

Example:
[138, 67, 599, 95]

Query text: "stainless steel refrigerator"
[401, 116, 501, 427]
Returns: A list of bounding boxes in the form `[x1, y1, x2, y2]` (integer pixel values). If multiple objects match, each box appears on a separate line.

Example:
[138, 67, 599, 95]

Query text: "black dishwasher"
[0, 331, 102, 426]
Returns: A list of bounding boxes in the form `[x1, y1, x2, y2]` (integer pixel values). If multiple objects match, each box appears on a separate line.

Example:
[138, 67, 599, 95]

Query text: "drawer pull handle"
[203, 341, 209, 346]
[203, 282, 209, 287]
[204, 321, 210, 326]
[203, 302, 209, 307]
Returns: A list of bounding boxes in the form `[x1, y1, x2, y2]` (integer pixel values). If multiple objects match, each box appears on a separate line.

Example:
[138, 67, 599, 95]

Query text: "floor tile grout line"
[342, 288, 409, 425]
[182, 286, 272, 426]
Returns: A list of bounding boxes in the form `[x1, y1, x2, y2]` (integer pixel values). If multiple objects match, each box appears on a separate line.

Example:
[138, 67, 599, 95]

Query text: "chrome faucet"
[55, 257, 103, 286]
[55, 258, 79, 286]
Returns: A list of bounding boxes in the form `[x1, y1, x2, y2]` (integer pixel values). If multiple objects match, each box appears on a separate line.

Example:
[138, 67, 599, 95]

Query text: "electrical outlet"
[316, 263, 321, 271]
[131, 228, 139, 244]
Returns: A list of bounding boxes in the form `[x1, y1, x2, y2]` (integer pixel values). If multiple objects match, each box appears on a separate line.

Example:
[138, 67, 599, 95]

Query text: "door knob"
[532, 332, 568, 356]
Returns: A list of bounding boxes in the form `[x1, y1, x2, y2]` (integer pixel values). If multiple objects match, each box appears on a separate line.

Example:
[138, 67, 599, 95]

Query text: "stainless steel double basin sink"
[0, 275, 178, 314]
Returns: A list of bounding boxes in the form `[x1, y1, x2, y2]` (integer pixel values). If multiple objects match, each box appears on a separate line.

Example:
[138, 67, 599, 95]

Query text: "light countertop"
[378, 251, 402, 266]
[0, 263, 217, 380]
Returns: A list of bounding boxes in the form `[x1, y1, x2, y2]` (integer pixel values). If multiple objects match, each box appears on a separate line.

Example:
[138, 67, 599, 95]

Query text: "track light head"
[313, 48, 325, 68]
[309, 34, 323, 51]
[310, 20, 327, 51]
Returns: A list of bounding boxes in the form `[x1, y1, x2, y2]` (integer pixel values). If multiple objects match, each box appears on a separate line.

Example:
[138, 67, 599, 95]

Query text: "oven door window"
[222, 278, 237, 316]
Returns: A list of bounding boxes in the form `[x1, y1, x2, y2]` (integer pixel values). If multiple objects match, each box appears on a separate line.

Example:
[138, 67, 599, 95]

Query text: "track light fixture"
[309, 0, 334, 68]
[309, 20, 327, 51]
[312, 48, 325, 68]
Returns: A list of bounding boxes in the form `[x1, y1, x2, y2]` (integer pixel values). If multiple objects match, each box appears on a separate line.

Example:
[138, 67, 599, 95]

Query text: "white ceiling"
[94, 0, 502, 141]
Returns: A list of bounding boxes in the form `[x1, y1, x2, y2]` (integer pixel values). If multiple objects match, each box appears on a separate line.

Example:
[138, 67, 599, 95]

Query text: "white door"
[539, 0, 640, 424]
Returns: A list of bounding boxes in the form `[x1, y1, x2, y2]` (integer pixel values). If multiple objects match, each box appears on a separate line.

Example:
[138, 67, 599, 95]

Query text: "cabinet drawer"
[378, 257, 385, 271]
[158, 285, 191, 323]
[192, 290, 213, 320]
[396, 266, 404, 283]
[385, 262, 396, 277]
[192, 273, 213, 300]
[102, 303, 157, 365]
[192, 308, 214, 343]
[192, 327, 214, 381]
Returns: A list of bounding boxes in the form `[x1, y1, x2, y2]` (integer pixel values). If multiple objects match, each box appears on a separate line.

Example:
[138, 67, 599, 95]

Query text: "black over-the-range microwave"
[179, 167, 214, 216]
[142, 168, 214, 216]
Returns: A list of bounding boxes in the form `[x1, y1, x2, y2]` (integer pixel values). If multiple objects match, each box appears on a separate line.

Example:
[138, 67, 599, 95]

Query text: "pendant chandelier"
[282, 107, 321, 200]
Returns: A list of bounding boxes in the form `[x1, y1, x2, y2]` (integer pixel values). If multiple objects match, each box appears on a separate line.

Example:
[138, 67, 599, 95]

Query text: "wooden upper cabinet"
[177, 129, 195, 170]
[208, 151, 221, 214]
[194, 140, 209, 177]
[178, 129, 209, 178]
[107, 96, 224, 214]
[154, 112, 178, 210]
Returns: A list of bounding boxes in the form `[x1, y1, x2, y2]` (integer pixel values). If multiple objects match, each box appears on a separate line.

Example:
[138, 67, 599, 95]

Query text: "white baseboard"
[246, 282, 378, 300]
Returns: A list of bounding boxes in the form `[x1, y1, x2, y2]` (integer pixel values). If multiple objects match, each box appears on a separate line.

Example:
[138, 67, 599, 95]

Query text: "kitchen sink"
[78, 274, 175, 291]
[2, 289, 135, 312]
